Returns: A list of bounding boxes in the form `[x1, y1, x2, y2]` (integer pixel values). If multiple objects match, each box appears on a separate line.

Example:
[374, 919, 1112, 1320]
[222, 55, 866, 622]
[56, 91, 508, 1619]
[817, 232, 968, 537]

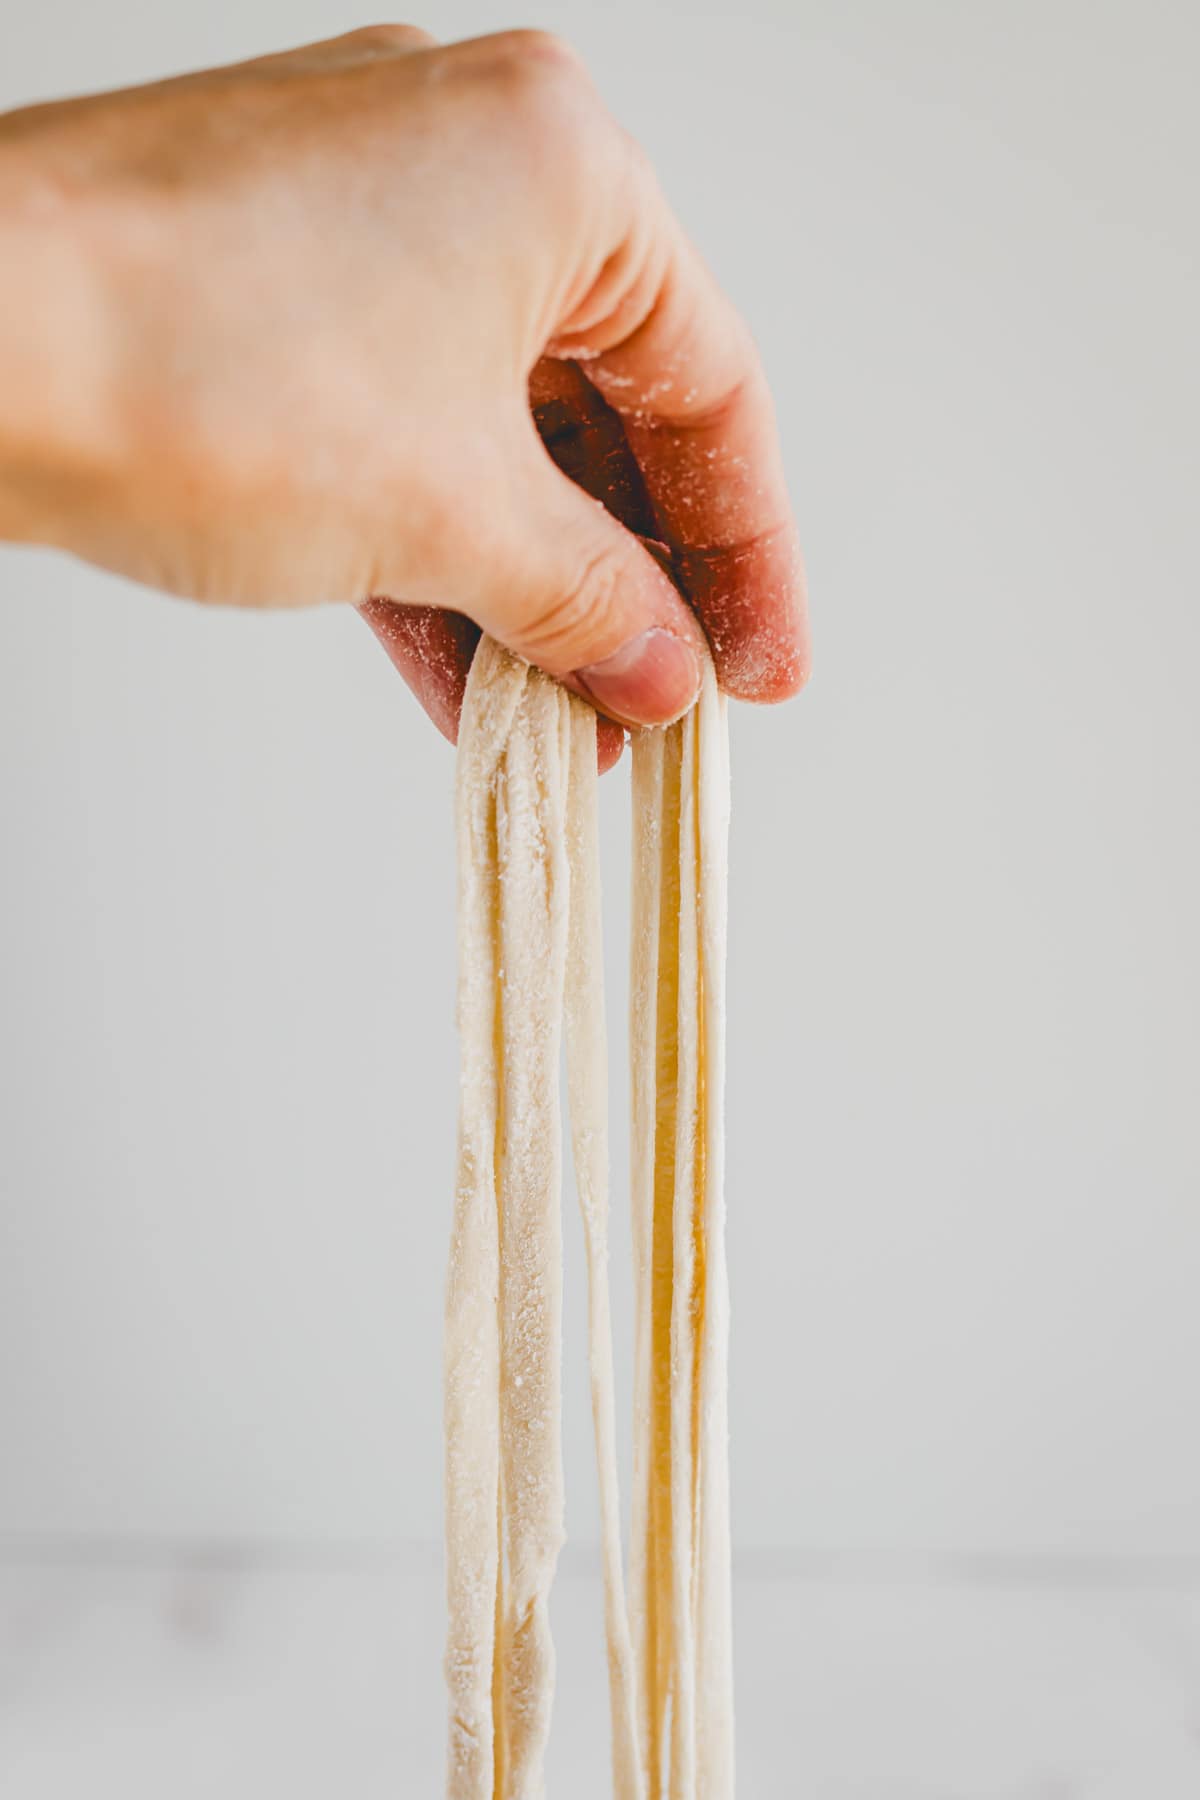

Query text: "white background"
[2, 0, 1198, 1592]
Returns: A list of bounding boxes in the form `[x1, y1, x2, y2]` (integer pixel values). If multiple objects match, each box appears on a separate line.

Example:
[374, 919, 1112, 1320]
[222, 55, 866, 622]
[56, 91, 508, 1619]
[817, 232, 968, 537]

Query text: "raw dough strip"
[492, 668, 570, 1798]
[669, 706, 700, 1800]
[629, 721, 678, 1794]
[563, 697, 646, 1800]
[446, 647, 521, 1799]
[691, 669, 733, 1800]
[449, 640, 649, 1799]
[629, 661, 733, 1799]
[447, 644, 568, 1800]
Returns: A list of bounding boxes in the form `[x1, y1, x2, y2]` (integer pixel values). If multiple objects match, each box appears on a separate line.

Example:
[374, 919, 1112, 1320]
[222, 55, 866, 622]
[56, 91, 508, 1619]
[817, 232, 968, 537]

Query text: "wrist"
[0, 112, 124, 546]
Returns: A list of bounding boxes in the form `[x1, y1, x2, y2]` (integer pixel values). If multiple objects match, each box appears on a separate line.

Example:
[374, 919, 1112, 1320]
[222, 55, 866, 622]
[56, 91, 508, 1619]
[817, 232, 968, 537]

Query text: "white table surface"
[4, 1549, 1200, 1797]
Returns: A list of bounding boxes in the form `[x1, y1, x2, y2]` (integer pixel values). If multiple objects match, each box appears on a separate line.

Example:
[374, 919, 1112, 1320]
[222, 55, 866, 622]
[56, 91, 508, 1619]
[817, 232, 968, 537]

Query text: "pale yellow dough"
[446, 639, 732, 1800]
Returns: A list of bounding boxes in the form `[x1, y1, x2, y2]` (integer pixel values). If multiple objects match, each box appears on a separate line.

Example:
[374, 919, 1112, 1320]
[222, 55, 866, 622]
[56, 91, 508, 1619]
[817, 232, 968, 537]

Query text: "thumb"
[468, 428, 706, 728]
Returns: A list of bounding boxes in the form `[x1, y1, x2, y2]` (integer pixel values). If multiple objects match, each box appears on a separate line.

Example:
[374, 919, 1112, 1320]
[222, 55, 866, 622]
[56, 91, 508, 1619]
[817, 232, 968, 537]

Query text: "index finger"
[552, 210, 810, 703]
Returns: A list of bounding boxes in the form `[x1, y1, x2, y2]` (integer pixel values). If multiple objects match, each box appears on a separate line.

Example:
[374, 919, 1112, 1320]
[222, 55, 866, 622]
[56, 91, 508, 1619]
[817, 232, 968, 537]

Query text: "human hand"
[0, 27, 809, 764]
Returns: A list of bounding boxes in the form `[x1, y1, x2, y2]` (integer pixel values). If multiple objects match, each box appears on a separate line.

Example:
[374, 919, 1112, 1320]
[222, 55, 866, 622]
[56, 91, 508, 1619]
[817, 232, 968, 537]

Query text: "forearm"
[0, 111, 115, 545]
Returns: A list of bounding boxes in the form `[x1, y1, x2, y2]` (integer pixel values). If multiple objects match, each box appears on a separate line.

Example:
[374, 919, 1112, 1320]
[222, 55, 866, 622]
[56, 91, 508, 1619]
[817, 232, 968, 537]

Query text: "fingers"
[454, 412, 708, 731]
[359, 600, 626, 774]
[359, 601, 480, 744]
[554, 212, 811, 704]
[595, 713, 628, 774]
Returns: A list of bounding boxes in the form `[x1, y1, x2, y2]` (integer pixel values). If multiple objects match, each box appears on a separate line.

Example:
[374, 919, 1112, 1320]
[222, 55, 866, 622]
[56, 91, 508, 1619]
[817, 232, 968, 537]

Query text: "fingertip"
[713, 622, 812, 703]
[574, 533, 711, 729]
[575, 622, 702, 729]
[360, 599, 480, 743]
[676, 525, 810, 706]
[597, 715, 627, 773]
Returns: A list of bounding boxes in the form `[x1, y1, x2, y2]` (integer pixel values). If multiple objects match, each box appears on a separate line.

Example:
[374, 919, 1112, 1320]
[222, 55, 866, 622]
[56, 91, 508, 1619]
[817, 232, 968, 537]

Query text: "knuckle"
[489, 28, 586, 78]
[344, 22, 430, 51]
[344, 21, 396, 40]
[439, 31, 616, 226]
[485, 30, 598, 141]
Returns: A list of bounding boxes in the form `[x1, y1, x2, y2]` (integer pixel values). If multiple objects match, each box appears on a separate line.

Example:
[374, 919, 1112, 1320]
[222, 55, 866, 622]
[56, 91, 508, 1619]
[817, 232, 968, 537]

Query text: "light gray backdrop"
[2, 0, 1197, 1571]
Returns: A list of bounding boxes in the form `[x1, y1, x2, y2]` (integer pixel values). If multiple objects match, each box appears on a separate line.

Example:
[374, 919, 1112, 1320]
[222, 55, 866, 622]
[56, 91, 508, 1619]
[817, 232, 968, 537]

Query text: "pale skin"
[0, 26, 810, 767]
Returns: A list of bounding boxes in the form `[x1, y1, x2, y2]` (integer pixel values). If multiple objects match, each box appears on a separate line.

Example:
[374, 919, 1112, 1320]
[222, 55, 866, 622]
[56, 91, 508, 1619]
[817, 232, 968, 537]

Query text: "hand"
[0, 27, 809, 762]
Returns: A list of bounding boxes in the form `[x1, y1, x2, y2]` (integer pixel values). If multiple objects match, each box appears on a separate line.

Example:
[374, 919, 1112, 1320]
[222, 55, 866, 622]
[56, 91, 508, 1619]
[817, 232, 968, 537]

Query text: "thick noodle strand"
[448, 639, 731, 1800]
[563, 698, 646, 1800]
[629, 662, 733, 1799]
